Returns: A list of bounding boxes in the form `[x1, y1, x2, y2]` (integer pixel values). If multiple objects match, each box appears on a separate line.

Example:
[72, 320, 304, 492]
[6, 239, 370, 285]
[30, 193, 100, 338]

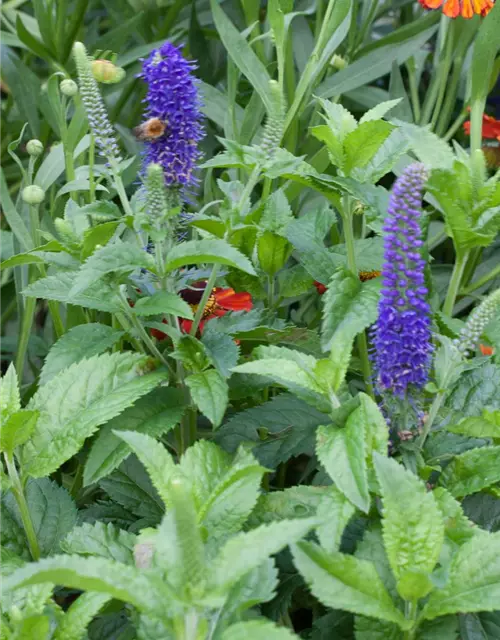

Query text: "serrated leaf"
[292, 541, 408, 627]
[113, 431, 176, 509]
[70, 241, 154, 297]
[22, 353, 166, 477]
[186, 369, 229, 428]
[0, 364, 21, 420]
[398, 122, 455, 170]
[40, 323, 124, 385]
[3, 478, 77, 556]
[60, 522, 136, 564]
[316, 420, 369, 513]
[4, 555, 174, 617]
[81, 221, 120, 260]
[212, 518, 317, 592]
[446, 363, 500, 418]
[439, 446, 500, 498]
[446, 411, 500, 439]
[359, 99, 403, 124]
[1, 548, 53, 619]
[54, 592, 112, 640]
[250, 486, 328, 526]
[343, 120, 394, 175]
[201, 329, 240, 378]
[0, 410, 38, 453]
[164, 238, 256, 275]
[84, 389, 185, 486]
[221, 621, 299, 640]
[422, 532, 500, 620]
[221, 559, 278, 622]
[132, 291, 193, 320]
[316, 486, 357, 554]
[373, 454, 444, 584]
[23, 272, 122, 312]
[433, 488, 478, 546]
[321, 267, 380, 352]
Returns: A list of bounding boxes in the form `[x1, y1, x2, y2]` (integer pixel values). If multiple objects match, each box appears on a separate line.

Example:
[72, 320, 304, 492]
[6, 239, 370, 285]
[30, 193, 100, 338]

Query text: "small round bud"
[330, 54, 347, 70]
[22, 185, 45, 205]
[60, 78, 78, 97]
[26, 139, 43, 157]
[91, 59, 126, 84]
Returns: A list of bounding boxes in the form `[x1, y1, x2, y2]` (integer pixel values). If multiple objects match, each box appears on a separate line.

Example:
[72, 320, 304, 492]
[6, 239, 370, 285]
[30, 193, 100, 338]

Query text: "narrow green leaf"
[165, 239, 256, 275]
[0, 364, 21, 420]
[186, 370, 229, 428]
[133, 291, 193, 320]
[359, 99, 403, 124]
[292, 541, 408, 627]
[81, 221, 121, 260]
[398, 123, 455, 170]
[22, 353, 167, 477]
[316, 487, 356, 554]
[0, 168, 33, 252]
[0, 410, 38, 454]
[446, 414, 500, 439]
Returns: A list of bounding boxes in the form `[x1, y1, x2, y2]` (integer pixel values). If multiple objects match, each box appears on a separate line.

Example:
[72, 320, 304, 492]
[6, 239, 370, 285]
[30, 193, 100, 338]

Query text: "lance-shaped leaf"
[422, 532, 500, 620]
[292, 541, 408, 628]
[439, 446, 500, 498]
[132, 291, 193, 320]
[0, 410, 38, 454]
[60, 522, 136, 565]
[316, 486, 357, 554]
[373, 454, 444, 599]
[22, 353, 167, 477]
[0, 364, 21, 420]
[186, 369, 229, 428]
[113, 431, 177, 509]
[164, 238, 256, 275]
[54, 592, 112, 640]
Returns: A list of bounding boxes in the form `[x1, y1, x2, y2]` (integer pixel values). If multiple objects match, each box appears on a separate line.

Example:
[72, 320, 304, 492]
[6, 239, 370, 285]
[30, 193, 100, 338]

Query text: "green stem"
[443, 109, 468, 142]
[110, 162, 134, 217]
[407, 59, 421, 122]
[88, 134, 96, 203]
[189, 265, 219, 336]
[342, 197, 375, 400]
[429, 36, 454, 130]
[434, 59, 463, 136]
[442, 250, 470, 316]
[460, 263, 500, 295]
[4, 453, 40, 560]
[14, 293, 36, 383]
[418, 390, 446, 451]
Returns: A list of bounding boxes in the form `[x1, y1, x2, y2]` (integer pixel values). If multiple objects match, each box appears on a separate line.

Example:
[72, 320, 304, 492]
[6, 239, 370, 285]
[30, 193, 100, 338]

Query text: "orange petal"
[419, 0, 444, 7]
[443, 0, 461, 16]
[480, 343, 495, 356]
[460, 0, 474, 17]
[214, 288, 253, 311]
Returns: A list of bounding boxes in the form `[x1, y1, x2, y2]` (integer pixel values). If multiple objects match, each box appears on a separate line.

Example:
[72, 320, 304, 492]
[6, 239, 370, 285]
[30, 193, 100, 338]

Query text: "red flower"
[151, 281, 253, 340]
[418, 0, 494, 18]
[314, 281, 327, 295]
[463, 113, 500, 140]
[314, 270, 381, 295]
[480, 343, 495, 356]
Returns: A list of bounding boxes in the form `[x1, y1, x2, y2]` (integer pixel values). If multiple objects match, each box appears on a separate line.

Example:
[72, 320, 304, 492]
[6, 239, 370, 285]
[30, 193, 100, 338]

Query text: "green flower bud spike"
[454, 287, 500, 356]
[60, 79, 78, 97]
[260, 79, 285, 155]
[22, 185, 45, 205]
[26, 139, 43, 157]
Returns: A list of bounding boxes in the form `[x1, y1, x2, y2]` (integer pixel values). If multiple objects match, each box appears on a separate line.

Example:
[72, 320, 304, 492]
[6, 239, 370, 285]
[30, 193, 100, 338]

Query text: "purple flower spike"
[373, 163, 432, 397]
[140, 43, 204, 188]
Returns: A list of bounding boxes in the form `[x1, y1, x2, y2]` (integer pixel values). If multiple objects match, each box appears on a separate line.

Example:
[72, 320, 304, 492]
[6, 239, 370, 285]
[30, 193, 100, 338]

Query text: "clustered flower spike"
[260, 80, 285, 156]
[373, 163, 432, 397]
[73, 42, 122, 164]
[140, 42, 204, 188]
[454, 287, 500, 355]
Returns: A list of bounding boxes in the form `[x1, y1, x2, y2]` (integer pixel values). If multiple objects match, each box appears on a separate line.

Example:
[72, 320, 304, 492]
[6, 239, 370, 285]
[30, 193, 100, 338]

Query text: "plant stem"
[443, 109, 467, 142]
[460, 263, 500, 295]
[110, 162, 134, 217]
[4, 453, 40, 560]
[407, 59, 421, 122]
[88, 133, 96, 203]
[14, 292, 36, 384]
[418, 390, 446, 451]
[342, 197, 375, 400]
[189, 264, 219, 336]
[442, 250, 470, 316]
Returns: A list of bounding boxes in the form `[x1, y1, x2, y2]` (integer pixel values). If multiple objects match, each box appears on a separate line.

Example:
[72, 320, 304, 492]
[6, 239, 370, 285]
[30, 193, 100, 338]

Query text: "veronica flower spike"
[139, 42, 204, 190]
[373, 163, 432, 398]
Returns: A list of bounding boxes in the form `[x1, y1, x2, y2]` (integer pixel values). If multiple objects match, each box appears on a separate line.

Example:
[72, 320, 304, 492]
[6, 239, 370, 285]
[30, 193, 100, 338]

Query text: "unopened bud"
[22, 185, 45, 205]
[60, 78, 78, 97]
[91, 59, 126, 84]
[331, 54, 347, 70]
[26, 139, 43, 157]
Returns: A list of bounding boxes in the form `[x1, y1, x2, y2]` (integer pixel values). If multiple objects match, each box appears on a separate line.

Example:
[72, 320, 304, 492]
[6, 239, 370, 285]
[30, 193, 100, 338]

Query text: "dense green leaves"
[439, 446, 500, 497]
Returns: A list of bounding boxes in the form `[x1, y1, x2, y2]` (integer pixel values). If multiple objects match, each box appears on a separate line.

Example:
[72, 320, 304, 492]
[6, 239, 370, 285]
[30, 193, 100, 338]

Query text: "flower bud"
[91, 59, 126, 84]
[26, 139, 43, 157]
[331, 54, 347, 70]
[60, 78, 78, 97]
[22, 185, 45, 205]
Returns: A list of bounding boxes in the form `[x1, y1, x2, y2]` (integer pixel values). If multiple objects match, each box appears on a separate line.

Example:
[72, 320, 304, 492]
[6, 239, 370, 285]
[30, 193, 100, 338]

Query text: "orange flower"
[150, 281, 253, 339]
[479, 343, 495, 356]
[463, 113, 500, 140]
[418, 0, 494, 18]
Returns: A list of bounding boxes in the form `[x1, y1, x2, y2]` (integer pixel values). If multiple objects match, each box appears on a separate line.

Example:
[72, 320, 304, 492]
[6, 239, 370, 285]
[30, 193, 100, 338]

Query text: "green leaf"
[433, 488, 478, 547]
[257, 232, 291, 276]
[54, 592, 112, 640]
[178, 440, 231, 507]
[60, 522, 136, 565]
[0, 410, 38, 454]
[398, 123, 455, 170]
[4, 555, 173, 616]
[359, 99, 403, 124]
[113, 431, 176, 509]
[321, 267, 380, 352]
[221, 621, 299, 640]
[0, 168, 33, 252]
[186, 370, 229, 428]
[209, 0, 274, 114]
[3, 478, 77, 556]
[201, 329, 240, 378]
[81, 221, 121, 260]
[84, 389, 185, 486]
[70, 241, 154, 297]
[132, 291, 193, 320]
[422, 532, 500, 620]
[22, 353, 167, 477]
[0, 364, 21, 421]
[40, 323, 124, 386]
[1, 548, 53, 620]
[373, 454, 444, 587]
[212, 518, 318, 592]
[316, 419, 369, 513]
[316, 486, 357, 553]
[23, 272, 123, 313]
[446, 363, 500, 418]
[439, 446, 500, 498]
[164, 239, 256, 275]
[292, 541, 408, 627]
[446, 412, 500, 439]
[343, 121, 394, 175]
